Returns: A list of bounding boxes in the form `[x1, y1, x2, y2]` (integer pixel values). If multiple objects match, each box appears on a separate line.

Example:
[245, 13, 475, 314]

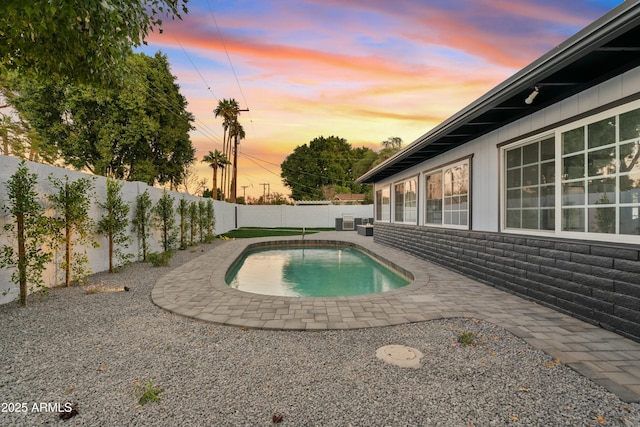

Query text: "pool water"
[225, 246, 410, 297]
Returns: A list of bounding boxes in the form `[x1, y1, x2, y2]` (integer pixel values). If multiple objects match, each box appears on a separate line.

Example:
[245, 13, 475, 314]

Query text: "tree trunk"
[108, 231, 114, 273]
[220, 129, 227, 200]
[17, 212, 27, 306]
[65, 223, 71, 286]
[141, 222, 147, 261]
[163, 222, 167, 252]
[64, 183, 72, 286]
[2, 132, 9, 155]
[212, 166, 217, 199]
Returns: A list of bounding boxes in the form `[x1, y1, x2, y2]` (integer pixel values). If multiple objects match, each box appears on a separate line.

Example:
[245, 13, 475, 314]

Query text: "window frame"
[423, 157, 471, 230]
[374, 185, 391, 222]
[392, 176, 418, 225]
[500, 99, 640, 244]
[502, 133, 556, 234]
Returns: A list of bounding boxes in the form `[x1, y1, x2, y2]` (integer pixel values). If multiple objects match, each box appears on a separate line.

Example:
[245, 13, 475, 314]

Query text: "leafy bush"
[97, 179, 133, 272]
[153, 191, 176, 252]
[132, 190, 152, 261]
[146, 251, 172, 267]
[457, 331, 475, 347]
[47, 175, 97, 286]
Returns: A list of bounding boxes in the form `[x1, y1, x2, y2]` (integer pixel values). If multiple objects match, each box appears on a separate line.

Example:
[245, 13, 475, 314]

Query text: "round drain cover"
[376, 345, 423, 368]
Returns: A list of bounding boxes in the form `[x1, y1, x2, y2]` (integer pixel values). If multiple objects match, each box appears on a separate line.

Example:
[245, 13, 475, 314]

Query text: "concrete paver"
[151, 231, 640, 403]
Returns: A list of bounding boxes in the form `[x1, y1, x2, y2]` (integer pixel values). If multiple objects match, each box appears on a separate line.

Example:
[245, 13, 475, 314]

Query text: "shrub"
[146, 251, 172, 267]
[47, 175, 97, 286]
[132, 190, 152, 261]
[457, 331, 475, 347]
[97, 179, 133, 272]
[153, 191, 176, 253]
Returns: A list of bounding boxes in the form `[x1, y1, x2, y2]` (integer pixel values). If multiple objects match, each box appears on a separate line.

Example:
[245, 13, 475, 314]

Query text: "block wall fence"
[374, 222, 640, 342]
[0, 156, 373, 304]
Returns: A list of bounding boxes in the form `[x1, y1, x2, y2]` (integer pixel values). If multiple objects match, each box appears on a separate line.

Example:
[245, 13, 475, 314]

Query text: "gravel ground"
[1, 241, 639, 427]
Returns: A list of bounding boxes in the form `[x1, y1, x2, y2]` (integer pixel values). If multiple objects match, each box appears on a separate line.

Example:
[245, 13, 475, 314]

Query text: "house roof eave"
[357, 1, 640, 184]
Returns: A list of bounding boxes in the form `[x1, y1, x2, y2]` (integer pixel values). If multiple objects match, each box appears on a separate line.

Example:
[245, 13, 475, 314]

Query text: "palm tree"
[228, 121, 246, 202]
[229, 121, 246, 142]
[213, 98, 239, 198]
[201, 149, 230, 200]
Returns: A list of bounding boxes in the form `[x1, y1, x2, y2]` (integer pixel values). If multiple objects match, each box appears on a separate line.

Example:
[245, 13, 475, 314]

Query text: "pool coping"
[151, 233, 432, 331]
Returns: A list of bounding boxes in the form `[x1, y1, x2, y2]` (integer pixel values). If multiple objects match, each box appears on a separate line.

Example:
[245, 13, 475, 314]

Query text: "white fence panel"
[0, 156, 373, 304]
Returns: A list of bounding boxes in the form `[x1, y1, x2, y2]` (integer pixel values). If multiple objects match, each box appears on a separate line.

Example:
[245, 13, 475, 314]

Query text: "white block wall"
[238, 204, 373, 228]
[0, 156, 373, 304]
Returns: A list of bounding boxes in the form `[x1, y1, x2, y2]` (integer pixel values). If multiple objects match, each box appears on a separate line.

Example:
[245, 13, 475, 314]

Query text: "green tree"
[0, 0, 188, 86]
[0, 161, 52, 305]
[201, 150, 230, 200]
[371, 137, 404, 169]
[381, 136, 403, 150]
[6, 52, 196, 186]
[154, 191, 176, 253]
[178, 198, 189, 249]
[205, 200, 216, 242]
[97, 179, 132, 273]
[280, 135, 370, 200]
[198, 200, 207, 243]
[214, 98, 241, 199]
[132, 190, 153, 261]
[0, 71, 60, 163]
[47, 175, 97, 286]
[188, 201, 198, 246]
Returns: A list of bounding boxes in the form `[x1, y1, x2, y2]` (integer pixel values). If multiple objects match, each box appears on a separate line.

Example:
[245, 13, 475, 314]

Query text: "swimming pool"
[225, 245, 411, 297]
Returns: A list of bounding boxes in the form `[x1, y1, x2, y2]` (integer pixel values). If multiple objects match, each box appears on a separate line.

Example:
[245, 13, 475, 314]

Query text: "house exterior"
[358, 2, 640, 341]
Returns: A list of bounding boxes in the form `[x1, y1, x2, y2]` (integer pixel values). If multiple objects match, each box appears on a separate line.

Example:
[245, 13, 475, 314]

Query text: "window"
[394, 177, 417, 223]
[561, 109, 640, 235]
[425, 160, 469, 228]
[504, 136, 555, 231]
[375, 186, 391, 221]
[425, 172, 442, 224]
[502, 102, 640, 240]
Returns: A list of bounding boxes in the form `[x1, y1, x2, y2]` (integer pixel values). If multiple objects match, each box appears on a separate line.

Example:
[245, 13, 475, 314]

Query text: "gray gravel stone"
[1, 242, 639, 426]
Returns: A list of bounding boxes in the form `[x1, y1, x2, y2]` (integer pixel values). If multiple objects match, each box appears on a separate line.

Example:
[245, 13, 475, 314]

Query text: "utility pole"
[240, 185, 249, 201]
[259, 183, 269, 204]
[231, 107, 249, 203]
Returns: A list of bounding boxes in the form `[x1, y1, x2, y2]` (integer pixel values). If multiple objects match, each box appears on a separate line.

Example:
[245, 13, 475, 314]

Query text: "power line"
[130, 70, 225, 150]
[206, 0, 250, 110]
[205, 0, 257, 139]
[240, 152, 350, 196]
[175, 38, 220, 102]
[240, 150, 363, 188]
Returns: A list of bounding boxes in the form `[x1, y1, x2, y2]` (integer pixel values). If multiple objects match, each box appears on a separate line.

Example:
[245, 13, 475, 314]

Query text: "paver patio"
[152, 231, 640, 402]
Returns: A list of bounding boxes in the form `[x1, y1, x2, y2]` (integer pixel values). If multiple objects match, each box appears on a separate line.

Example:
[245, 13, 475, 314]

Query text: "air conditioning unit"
[342, 214, 355, 231]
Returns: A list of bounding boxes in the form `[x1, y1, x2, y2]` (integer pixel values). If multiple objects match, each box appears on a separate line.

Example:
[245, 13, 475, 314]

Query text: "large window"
[394, 177, 417, 224]
[502, 102, 640, 239]
[424, 160, 469, 228]
[505, 136, 555, 231]
[375, 186, 391, 221]
[561, 109, 640, 235]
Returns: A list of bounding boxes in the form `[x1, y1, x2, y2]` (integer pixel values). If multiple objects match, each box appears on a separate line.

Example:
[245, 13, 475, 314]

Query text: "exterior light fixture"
[525, 86, 539, 105]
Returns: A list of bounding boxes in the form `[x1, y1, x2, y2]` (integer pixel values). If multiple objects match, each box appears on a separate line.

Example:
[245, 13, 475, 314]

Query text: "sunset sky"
[137, 0, 623, 200]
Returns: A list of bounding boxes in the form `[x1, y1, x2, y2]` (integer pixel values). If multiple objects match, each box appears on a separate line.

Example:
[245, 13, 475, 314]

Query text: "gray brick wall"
[374, 222, 640, 342]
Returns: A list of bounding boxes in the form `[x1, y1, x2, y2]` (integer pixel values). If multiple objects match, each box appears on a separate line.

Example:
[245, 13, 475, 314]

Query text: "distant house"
[333, 193, 366, 205]
[358, 2, 640, 341]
